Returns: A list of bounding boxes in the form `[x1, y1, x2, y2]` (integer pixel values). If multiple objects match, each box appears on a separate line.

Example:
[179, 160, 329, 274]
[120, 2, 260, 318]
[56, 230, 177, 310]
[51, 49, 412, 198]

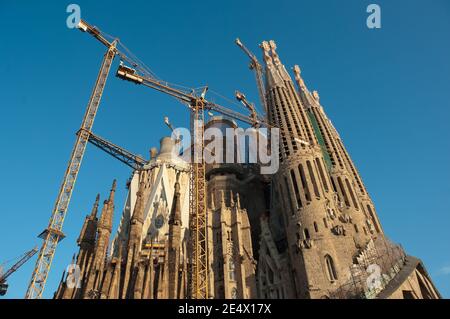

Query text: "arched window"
[314, 222, 319, 232]
[228, 258, 236, 281]
[325, 254, 338, 282]
[289, 170, 303, 209]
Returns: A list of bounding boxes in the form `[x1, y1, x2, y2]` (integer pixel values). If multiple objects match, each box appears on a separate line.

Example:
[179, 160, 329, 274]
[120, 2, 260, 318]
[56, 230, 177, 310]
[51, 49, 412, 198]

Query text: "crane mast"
[189, 100, 208, 299]
[25, 21, 118, 299]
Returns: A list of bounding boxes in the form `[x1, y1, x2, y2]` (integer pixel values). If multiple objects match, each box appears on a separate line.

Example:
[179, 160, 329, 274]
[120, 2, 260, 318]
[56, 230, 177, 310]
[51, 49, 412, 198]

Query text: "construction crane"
[26, 18, 269, 299]
[235, 38, 267, 115]
[235, 91, 258, 125]
[116, 62, 269, 298]
[1, 247, 38, 296]
[25, 20, 120, 299]
[235, 91, 310, 147]
[81, 129, 147, 170]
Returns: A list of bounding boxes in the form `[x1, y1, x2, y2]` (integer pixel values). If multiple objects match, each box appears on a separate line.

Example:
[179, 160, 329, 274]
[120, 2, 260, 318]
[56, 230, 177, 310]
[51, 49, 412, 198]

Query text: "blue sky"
[0, 0, 449, 298]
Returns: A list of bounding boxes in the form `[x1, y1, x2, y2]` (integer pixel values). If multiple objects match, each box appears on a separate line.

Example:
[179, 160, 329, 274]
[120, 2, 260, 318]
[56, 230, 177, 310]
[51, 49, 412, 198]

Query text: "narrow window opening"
[298, 164, 312, 201]
[316, 158, 329, 192]
[337, 177, 350, 207]
[345, 178, 359, 209]
[283, 176, 296, 214]
[330, 177, 339, 195]
[304, 228, 310, 240]
[366, 205, 380, 233]
[314, 222, 319, 232]
[307, 160, 320, 198]
[325, 255, 338, 282]
[289, 170, 303, 208]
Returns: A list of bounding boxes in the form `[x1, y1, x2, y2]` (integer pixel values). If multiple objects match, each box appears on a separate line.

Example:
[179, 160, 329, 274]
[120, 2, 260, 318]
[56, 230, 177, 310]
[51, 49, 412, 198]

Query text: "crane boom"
[25, 22, 118, 299]
[1, 247, 38, 283]
[117, 64, 266, 126]
[235, 38, 267, 114]
[81, 129, 147, 170]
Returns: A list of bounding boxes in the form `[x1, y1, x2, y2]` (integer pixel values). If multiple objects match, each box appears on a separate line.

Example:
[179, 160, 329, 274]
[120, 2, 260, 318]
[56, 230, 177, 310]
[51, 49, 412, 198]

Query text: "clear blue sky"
[0, 0, 449, 299]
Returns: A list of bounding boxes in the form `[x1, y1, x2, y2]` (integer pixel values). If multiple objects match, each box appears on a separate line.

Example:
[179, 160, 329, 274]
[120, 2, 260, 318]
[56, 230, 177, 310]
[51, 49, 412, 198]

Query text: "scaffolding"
[329, 236, 407, 299]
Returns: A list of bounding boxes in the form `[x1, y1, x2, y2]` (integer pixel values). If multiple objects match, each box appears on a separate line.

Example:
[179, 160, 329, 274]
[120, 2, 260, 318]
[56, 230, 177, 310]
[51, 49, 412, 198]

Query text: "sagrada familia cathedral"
[55, 41, 441, 299]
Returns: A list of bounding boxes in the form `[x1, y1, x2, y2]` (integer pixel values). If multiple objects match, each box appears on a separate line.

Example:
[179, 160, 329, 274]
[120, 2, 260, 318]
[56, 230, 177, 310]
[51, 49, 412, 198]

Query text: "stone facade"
[55, 41, 440, 299]
[255, 40, 440, 299]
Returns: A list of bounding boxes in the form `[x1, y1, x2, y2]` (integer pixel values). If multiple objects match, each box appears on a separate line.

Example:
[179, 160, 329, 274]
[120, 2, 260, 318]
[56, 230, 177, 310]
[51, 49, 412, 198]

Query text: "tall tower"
[83, 180, 116, 298]
[205, 117, 261, 298]
[292, 65, 383, 238]
[259, 40, 379, 298]
[256, 40, 441, 300]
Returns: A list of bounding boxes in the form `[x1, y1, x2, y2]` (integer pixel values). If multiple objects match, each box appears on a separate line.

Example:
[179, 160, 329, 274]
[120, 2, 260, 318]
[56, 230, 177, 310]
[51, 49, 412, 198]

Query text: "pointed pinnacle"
[293, 65, 308, 91]
[109, 179, 117, 202]
[260, 41, 274, 66]
[236, 193, 241, 208]
[268, 40, 281, 66]
[175, 171, 181, 194]
[210, 191, 216, 210]
[91, 194, 100, 217]
[220, 190, 226, 208]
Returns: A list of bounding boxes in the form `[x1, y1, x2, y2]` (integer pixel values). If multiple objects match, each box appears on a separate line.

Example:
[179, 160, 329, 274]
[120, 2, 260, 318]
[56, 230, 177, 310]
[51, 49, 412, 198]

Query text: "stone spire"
[261, 41, 285, 89]
[83, 180, 117, 297]
[291, 64, 383, 238]
[168, 172, 182, 226]
[236, 193, 241, 209]
[91, 194, 100, 217]
[220, 190, 226, 209]
[122, 173, 146, 299]
[269, 40, 291, 82]
[99, 180, 116, 232]
[77, 194, 100, 246]
[131, 176, 145, 225]
[260, 40, 360, 298]
[167, 171, 182, 298]
[210, 191, 216, 210]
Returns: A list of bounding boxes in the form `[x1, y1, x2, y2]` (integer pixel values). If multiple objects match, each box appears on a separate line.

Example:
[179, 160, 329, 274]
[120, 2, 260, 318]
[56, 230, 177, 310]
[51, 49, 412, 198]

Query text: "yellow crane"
[116, 63, 266, 298]
[1, 247, 38, 296]
[25, 20, 119, 299]
[235, 38, 267, 115]
[26, 18, 267, 299]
